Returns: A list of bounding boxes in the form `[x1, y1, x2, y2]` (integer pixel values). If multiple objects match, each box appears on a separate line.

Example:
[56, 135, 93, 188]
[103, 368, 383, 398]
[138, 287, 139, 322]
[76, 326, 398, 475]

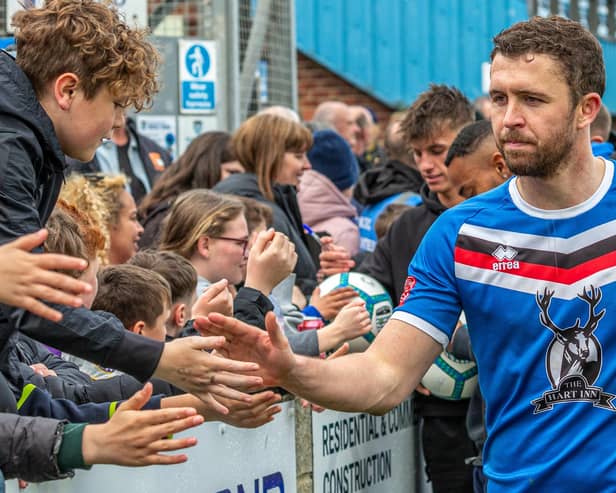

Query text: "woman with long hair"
[138, 131, 244, 248]
[213, 114, 319, 295]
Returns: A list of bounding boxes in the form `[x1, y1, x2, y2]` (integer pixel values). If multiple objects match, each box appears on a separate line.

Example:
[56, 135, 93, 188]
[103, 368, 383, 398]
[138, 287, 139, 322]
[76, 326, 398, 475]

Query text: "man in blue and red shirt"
[199, 16, 616, 492]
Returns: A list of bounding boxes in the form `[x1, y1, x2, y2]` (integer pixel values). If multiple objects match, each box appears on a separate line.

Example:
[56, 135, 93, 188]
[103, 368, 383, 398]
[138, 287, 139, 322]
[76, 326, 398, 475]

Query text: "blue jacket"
[17, 383, 162, 423]
[353, 159, 424, 252]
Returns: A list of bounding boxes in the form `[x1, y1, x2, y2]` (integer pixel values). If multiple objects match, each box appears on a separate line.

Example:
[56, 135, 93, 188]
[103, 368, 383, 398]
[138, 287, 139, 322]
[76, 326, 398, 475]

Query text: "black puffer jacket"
[0, 413, 69, 481]
[214, 173, 319, 295]
[139, 200, 171, 249]
[0, 51, 163, 387]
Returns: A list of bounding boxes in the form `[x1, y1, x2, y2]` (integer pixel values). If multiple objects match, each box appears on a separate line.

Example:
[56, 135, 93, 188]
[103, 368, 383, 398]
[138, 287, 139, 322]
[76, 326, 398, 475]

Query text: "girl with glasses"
[159, 189, 371, 357]
[158, 189, 250, 294]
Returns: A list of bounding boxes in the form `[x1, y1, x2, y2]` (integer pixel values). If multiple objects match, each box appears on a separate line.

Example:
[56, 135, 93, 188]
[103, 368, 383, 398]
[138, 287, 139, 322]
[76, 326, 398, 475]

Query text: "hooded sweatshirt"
[353, 159, 424, 206]
[353, 160, 423, 252]
[297, 170, 360, 256]
[0, 51, 162, 390]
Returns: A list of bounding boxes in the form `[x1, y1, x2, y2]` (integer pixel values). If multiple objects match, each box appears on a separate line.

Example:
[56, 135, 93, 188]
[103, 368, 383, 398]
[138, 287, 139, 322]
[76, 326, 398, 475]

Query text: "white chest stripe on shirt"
[455, 262, 616, 300]
[458, 218, 616, 255]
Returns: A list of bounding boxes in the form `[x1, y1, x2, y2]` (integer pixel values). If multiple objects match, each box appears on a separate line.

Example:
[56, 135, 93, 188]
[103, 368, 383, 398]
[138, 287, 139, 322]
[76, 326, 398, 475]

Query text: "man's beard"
[497, 124, 575, 178]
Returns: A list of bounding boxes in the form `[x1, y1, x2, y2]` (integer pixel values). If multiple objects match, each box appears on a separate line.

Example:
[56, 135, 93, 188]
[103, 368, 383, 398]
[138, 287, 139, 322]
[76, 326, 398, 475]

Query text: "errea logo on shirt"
[492, 245, 520, 271]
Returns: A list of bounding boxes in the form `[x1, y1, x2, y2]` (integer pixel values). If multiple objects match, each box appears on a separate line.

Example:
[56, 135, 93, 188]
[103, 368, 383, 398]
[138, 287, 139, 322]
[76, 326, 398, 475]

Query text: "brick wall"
[297, 52, 397, 128]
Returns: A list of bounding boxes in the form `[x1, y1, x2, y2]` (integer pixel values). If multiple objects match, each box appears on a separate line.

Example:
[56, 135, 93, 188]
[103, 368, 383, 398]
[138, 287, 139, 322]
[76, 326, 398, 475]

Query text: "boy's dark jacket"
[14, 334, 178, 403]
[0, 51, 163, 387]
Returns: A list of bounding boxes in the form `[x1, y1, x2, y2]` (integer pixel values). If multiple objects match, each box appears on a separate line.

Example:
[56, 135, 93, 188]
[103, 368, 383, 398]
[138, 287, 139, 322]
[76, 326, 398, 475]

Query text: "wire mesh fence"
[0, 2, 4, 36]
[238, 0, 296, 119]
[149, 0, 216, 39]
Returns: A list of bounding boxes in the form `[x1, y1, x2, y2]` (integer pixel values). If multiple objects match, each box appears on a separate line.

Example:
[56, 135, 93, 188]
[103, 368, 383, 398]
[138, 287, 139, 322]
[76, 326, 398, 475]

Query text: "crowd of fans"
[1, 2, 614, 493]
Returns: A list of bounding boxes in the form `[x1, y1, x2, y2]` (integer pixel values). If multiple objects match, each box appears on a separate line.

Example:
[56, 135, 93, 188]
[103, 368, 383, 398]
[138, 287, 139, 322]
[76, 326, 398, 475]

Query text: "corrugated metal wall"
[296, 0, 616, 111]
[601, 39, 616, 110]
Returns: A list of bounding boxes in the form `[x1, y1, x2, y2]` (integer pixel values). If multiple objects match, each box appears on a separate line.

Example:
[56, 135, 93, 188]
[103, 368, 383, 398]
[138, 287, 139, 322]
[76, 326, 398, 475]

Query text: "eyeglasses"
[210, 236, 249, 256]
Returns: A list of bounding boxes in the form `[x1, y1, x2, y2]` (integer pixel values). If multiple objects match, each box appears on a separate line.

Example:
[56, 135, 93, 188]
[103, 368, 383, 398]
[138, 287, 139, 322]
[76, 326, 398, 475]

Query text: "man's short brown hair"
[491, 16, 605, 105]
[12, 0, 159, 110]
[92, 265, 171, 330]
[129, 250, 197, 304]
[399, 84, 474, 146]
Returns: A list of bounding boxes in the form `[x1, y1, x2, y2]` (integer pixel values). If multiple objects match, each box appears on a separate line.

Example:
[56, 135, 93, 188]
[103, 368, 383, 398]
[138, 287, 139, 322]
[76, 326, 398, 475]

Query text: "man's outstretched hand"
[154, 336, 264, 404]
[194, 312, 296, 388]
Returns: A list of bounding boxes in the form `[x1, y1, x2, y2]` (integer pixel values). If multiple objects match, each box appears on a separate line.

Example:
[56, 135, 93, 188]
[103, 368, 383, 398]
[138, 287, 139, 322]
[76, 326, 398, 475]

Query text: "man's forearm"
[283, 320, 442, 415]
[283, 351, 399, 414]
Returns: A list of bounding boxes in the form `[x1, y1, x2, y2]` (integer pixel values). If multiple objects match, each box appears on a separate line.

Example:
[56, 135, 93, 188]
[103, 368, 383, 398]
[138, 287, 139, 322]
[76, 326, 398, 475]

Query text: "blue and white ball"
[421, 351, 478, 400]
[318, 272, 394, 352]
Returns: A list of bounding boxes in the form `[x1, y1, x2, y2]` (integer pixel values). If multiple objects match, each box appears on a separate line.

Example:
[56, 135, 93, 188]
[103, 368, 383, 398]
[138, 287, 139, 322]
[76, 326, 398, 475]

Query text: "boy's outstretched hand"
[0, 229, 92, 321]
[197, 389, 282, 428]
[192, 279, 233, 318]
[163, 388, 282, 429]
[194, 312, 296, 388]
[81, 383, 204, 466]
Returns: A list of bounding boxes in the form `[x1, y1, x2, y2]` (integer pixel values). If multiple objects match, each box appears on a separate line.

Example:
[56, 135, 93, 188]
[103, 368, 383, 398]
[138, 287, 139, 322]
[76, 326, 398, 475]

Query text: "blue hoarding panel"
[316, 0, 345, 68]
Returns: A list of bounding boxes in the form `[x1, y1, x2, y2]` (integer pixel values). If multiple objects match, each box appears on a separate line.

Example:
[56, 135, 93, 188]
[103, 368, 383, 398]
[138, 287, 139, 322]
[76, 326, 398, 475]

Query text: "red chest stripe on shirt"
[456, 232, 616, 269]
[454, 246, 616, 285]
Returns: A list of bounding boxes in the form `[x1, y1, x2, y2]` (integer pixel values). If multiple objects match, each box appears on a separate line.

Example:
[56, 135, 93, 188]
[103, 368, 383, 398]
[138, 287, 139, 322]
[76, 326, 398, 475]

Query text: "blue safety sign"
[179, 40, 217, 114]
